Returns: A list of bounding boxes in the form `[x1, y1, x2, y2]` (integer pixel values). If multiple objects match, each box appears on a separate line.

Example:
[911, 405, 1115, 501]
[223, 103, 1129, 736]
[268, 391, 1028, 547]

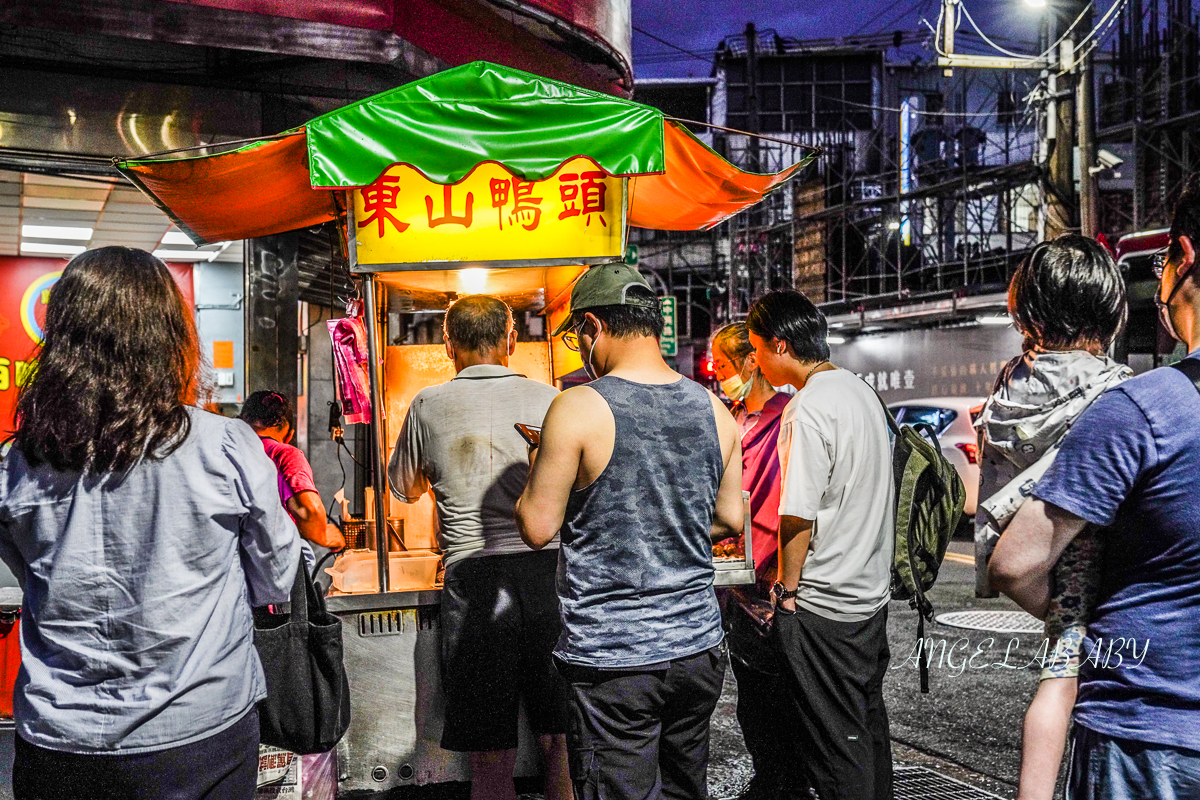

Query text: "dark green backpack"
[878, 397, 966, 693]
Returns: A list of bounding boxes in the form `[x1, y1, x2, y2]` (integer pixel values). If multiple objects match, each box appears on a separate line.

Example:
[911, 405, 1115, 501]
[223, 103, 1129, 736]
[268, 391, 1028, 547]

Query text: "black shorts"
[439, 549, 569, 752]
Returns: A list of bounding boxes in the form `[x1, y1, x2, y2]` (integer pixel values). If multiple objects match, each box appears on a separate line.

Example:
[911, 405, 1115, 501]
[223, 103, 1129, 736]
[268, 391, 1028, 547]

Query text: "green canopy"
[304, 61, 665, 187]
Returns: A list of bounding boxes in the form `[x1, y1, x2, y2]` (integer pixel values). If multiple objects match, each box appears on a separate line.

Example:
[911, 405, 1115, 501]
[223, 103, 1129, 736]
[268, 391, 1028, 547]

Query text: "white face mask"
[582, 321, 600, 381]
[719, 374, 750, 402]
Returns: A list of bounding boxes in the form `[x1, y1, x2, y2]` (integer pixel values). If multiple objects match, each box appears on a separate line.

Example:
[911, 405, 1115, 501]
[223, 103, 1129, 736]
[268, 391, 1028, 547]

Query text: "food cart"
[118, 60, 815, 794]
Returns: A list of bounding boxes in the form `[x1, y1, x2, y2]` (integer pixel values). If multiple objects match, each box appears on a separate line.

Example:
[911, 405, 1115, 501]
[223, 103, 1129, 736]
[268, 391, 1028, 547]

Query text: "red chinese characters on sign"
[357, 175, 409, 237]
[425, 185, 474, 229]
[489, 178, 544, 231]
[558, 171, 608, 227]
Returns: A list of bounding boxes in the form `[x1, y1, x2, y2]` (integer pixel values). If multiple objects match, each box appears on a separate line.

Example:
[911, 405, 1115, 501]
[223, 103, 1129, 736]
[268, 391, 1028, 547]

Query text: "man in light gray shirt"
[388, 295, 568, 800]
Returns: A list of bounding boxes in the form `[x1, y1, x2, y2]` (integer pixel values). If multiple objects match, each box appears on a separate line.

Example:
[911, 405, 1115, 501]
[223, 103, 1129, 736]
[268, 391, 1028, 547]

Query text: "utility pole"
[936, 0, 1098, 239]
[1046, 29, 1078, 239]
[746, 22, 759, 172]
[1077, 4, 1098, 237]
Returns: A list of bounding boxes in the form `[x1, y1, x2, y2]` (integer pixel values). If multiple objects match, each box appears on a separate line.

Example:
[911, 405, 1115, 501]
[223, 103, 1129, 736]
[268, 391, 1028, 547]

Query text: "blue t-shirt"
[1035, 356, 1200, 751]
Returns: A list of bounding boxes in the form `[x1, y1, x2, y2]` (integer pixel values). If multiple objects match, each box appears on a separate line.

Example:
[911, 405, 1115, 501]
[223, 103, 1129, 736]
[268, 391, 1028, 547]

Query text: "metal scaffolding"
[632, 7, 1200, 362]
[1096, 0, 1200, 233]
[808, 64, 1042, 309]
[633, 29, 1047, 355]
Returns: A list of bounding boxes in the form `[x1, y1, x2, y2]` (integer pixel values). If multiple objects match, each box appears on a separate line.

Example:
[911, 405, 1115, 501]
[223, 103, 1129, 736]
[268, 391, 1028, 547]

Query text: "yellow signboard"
[351, 157, 626, 268]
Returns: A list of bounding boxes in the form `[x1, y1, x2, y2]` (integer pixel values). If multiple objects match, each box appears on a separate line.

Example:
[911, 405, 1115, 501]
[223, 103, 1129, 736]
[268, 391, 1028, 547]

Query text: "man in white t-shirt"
[746, 289, 895, 800]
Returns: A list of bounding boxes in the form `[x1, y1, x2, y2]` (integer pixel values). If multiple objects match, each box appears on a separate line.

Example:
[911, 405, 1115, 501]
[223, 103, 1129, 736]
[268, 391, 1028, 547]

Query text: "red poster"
[0, 257, 195, 435]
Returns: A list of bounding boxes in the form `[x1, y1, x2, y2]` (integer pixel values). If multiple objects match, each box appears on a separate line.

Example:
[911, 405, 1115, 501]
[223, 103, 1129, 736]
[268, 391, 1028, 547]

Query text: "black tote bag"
[254, 561, 351, 754]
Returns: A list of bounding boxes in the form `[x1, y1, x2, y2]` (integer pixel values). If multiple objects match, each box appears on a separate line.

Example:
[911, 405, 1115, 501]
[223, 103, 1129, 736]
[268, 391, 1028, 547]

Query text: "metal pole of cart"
[347, 193, 392, 595]
[362, 276, 391, 593]
[360, 275, 388, 594]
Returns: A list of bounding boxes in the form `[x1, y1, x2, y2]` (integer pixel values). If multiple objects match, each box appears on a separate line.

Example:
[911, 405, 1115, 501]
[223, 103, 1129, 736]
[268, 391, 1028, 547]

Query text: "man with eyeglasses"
[991, 176, 1200, 800]
[516, 262, 744, 800]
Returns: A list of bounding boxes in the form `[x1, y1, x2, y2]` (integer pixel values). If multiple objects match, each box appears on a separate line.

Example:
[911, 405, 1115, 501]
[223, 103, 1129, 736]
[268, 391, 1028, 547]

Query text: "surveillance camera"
[1096, 149, 1124, 169]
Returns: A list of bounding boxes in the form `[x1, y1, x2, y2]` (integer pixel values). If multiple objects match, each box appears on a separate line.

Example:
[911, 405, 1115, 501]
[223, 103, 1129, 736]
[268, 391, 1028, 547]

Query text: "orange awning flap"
[118, 133, 339, 245]
[628, 121, 816, 231]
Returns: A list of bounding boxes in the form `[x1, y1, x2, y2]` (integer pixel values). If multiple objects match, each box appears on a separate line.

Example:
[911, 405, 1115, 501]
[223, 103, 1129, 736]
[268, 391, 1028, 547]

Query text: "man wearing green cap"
[516, 262, 744, 800]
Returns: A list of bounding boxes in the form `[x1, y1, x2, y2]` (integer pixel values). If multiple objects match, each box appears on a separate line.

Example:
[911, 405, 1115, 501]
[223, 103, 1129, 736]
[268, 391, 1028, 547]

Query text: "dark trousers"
[1068, 725, 1200, 800]
[557, 645, 727, 800]
[13, 707, 260, 800]
[724, 604, 808, 796]
[773, 604, 893, 800]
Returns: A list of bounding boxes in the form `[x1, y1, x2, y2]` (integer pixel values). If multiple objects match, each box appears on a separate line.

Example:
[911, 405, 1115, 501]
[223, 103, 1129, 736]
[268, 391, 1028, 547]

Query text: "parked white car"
[888, 397, 985, 517]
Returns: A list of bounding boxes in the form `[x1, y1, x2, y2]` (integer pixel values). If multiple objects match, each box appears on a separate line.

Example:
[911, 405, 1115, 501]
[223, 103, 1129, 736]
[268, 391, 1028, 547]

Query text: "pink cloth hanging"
[327, 317, 372, 424]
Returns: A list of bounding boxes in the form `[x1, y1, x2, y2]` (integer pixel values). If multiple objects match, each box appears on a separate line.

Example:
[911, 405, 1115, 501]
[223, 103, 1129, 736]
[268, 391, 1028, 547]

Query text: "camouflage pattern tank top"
[553, 375, 725, 668]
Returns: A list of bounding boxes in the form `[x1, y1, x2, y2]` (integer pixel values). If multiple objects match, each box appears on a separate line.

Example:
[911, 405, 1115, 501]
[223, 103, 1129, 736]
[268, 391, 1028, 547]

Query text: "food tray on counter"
[712, 491, 755, 587]
[326, 549, 441, 594]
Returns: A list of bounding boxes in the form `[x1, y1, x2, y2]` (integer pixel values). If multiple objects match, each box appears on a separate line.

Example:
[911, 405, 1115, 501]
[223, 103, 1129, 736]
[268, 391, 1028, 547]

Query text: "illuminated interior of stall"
[372, 264, 586, 558]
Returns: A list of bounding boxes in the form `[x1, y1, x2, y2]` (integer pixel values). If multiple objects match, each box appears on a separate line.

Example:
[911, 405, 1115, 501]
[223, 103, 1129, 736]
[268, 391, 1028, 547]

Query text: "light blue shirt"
[0, 408, 300, 754]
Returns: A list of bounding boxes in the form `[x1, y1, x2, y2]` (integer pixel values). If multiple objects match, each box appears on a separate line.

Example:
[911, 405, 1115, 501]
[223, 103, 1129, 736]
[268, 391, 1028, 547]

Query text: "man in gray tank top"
[516, 263, 744, 800]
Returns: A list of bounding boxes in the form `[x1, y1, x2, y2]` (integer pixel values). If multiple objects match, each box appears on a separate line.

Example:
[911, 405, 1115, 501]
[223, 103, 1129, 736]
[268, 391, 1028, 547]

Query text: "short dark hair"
[570, 285, 664, 339]
[444, 295, 513, 352]
[746, 290, 830, 363]
[1169, 172, 1200, 264]
[240, 390, 293, 429]
[1008, 234, 1127, 349]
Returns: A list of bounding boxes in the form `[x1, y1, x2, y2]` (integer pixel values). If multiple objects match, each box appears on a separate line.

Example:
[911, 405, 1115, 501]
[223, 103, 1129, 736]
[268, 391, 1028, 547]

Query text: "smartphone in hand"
[514, 423, 541, 448]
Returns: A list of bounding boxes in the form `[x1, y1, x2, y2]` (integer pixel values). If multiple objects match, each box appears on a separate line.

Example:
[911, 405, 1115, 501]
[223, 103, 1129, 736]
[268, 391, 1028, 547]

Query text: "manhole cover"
[895, 765, 1007, 799]
[934, 609, 1043, 634]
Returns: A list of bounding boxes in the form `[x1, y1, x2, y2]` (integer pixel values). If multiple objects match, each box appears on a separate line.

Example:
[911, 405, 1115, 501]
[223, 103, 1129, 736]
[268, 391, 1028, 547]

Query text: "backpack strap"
[1170, 358, 1200, 392]
[872, 390, 903, 437]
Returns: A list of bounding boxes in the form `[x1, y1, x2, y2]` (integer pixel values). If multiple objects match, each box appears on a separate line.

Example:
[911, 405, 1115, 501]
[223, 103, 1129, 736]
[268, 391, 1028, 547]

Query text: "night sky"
[631, 0, 1046, 79]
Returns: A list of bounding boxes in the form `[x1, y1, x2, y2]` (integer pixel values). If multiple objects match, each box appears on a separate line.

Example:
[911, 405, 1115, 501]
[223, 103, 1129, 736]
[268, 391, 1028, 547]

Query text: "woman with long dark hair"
[0, 247, 299, 800]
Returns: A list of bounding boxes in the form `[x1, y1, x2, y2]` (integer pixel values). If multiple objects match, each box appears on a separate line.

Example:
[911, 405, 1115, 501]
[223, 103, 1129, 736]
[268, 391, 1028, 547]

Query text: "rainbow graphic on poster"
[20, 271, 61, 344]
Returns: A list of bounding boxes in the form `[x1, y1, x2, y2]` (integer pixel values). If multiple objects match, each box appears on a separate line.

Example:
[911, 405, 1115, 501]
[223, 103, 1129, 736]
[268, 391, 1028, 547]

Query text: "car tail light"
[955, 442, 978, 464]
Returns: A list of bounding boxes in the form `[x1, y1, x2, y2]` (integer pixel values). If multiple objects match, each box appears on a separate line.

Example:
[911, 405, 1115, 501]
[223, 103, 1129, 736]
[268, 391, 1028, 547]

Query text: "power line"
[632, 26, 712, 65]
[850, 0, 914, 36]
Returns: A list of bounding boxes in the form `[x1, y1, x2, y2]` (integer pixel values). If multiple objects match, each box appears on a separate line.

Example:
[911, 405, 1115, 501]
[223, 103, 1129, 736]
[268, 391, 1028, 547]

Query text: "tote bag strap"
[287, 557, 311, 620]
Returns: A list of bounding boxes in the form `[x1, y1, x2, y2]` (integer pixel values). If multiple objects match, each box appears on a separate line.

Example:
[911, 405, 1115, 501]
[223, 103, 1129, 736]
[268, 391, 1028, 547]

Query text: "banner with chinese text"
[351, 157, 625, 269]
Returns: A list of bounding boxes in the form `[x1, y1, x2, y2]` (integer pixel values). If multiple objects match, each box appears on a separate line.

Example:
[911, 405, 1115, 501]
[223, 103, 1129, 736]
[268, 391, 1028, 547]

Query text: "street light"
[1024, 0, 1046, 7]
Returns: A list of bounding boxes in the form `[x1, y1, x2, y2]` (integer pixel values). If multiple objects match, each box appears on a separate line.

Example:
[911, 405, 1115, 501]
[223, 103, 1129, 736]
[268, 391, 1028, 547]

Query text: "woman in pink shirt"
[711, 323, 807, 800]
[239, 391, 345, 553]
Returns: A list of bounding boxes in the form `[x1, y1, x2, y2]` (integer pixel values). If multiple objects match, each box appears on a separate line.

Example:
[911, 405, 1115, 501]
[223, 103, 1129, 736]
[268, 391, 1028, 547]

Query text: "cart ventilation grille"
[358, 608, 438, 637]
[360, 611, 406, 636]
[894, 766, 1008, 800]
